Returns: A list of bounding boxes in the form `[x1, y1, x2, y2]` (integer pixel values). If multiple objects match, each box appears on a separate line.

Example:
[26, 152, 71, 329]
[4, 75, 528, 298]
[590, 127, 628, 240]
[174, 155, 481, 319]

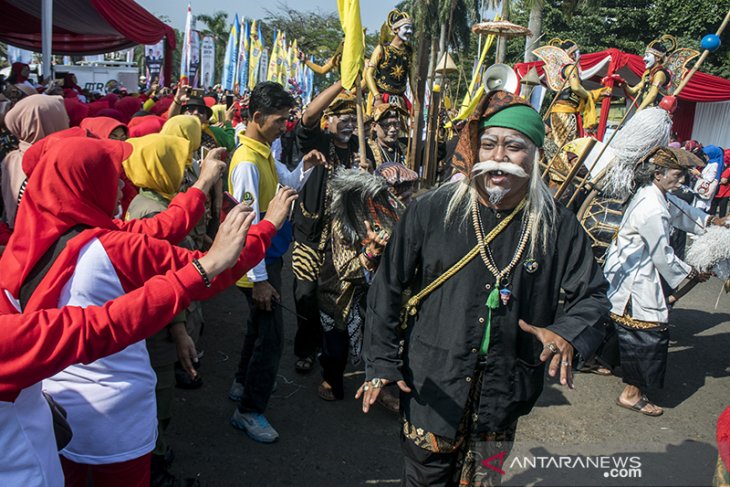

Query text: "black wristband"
[192, 259, 212, 288]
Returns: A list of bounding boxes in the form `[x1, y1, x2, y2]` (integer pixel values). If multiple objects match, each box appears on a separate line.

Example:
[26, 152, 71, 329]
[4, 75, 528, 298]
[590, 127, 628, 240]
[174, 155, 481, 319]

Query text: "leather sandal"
[615, 395, 663, 416]
[295, 355, 315, 374]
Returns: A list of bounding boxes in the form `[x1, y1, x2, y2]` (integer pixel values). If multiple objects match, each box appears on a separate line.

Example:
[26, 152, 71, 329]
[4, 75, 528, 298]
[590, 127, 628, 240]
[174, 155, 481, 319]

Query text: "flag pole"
[355, 74, 368, 171]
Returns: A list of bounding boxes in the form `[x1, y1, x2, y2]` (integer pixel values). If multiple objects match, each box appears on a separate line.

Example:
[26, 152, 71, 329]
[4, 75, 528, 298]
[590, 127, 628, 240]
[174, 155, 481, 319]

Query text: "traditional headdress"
[548, 38, 579, 58]
[451, 90, 543, 177]
[371, 102, 409, 124]
[387, 9, 412, 31]
[640, 146, 703, 170]
[646, 34, 678, 60]
[323, 91, 357, 118]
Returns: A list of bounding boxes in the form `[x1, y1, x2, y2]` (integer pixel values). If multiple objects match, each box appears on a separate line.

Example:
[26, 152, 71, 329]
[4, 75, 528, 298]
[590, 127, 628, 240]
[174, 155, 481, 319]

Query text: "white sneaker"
[228, 380, 244, 401]
[230, 409, 279, 443]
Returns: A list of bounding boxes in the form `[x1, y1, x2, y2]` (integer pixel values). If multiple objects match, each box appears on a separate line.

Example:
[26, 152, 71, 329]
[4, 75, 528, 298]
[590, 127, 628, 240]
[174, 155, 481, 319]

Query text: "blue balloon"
[701, 34, 721, 52]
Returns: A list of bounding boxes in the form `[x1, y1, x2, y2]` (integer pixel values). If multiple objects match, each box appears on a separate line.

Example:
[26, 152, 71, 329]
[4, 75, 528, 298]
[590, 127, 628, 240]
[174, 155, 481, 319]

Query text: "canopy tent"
[0, 0, 176, 85]
[514, 48, 730, 147]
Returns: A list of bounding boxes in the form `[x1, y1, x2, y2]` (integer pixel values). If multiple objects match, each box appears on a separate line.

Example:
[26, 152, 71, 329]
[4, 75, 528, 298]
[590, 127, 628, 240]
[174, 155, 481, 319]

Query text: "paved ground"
[167, 256, 730, 486]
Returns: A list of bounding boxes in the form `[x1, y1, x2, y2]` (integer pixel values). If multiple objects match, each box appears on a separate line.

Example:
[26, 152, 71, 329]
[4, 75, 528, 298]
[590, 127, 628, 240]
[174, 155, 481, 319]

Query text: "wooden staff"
[355, 73, 369, 171]
[667, 277, 700, 305]
[553, 137, 597, 201]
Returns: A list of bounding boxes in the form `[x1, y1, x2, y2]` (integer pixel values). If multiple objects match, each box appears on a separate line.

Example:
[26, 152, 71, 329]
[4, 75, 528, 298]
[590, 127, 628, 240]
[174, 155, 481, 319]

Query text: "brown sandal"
[317, 382, 336, 401]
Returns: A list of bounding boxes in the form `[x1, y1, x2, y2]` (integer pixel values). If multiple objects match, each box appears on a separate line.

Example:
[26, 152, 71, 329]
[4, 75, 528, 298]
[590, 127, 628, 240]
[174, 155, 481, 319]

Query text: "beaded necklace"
[471, 199, 532, 354]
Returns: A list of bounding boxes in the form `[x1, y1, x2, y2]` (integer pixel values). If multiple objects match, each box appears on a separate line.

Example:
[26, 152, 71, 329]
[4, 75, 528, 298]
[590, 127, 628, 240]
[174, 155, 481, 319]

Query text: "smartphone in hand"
[221, 191, 240, 222]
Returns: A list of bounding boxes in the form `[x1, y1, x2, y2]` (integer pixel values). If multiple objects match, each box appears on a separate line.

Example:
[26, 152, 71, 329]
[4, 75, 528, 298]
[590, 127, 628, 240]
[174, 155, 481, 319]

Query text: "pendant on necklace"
[499, 287, 511, 306]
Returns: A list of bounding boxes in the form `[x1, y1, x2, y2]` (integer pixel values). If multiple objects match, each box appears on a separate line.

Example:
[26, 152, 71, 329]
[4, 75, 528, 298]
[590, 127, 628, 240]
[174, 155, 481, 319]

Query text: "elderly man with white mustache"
[358, 91, 610, 486]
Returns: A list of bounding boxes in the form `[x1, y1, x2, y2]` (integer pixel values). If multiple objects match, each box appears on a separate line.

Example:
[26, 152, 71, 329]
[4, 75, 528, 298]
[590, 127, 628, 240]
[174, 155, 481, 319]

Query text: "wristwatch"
[370, 378, 385, 389]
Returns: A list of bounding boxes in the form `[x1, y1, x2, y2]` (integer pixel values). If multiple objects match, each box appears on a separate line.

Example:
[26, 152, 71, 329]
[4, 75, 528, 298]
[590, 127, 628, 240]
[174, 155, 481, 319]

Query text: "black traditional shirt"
[365, 184, 609, 438]
[375, 43, 412, 95]
[293, 122, 373, 248]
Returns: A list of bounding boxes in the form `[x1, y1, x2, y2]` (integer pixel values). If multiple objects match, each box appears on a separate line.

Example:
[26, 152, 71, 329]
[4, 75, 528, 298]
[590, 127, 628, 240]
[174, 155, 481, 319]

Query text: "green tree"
[196, 11, 230, 85]
[649, 0, 730, 78]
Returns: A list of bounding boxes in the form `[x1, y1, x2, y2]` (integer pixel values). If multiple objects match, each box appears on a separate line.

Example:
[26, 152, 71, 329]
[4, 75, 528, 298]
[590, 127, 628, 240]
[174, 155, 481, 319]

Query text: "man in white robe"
[604, 147, 726, 416]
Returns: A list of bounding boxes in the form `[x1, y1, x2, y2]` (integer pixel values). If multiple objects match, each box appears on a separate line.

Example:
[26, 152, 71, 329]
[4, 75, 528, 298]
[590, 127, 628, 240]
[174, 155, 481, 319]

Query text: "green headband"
[479, 105, 545, 148]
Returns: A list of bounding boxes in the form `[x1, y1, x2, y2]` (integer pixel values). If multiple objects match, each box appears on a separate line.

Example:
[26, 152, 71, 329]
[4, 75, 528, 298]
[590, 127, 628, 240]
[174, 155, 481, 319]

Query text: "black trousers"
[293, 277, 321, 359]
[319, 328, 349, 399]
[235, 258, 283, 414]
[617, 324, 669, 389]
[401, 433, 459, 487]
[710, 197, 730, 217]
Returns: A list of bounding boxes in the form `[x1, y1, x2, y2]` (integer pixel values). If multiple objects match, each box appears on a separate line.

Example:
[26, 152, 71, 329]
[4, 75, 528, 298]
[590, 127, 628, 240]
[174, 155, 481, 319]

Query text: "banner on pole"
[248, 20, 263, 90]
[180, 3, 193, 84]
[200, 35, 216, 89]
[189, 30, 201, 88]
[222, 15, 240, 91]
[145, 40, 165, 88]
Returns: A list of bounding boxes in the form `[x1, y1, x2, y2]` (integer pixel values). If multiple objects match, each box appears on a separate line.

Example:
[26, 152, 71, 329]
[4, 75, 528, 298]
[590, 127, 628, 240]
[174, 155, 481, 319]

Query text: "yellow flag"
[337, 0, 364, 91]
[267, 31, 280, 82]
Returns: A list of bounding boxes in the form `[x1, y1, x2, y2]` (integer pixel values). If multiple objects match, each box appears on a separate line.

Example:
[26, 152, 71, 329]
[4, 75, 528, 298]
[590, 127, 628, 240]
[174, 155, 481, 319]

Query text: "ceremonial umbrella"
[471, 20, 531, 64]
[471, 20, 532, 39]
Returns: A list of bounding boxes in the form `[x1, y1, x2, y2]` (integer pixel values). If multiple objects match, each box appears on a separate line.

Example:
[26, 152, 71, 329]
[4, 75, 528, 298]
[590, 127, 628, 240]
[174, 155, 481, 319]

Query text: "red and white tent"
[0, 0, 176, 84]
[515, 48, 730, 148]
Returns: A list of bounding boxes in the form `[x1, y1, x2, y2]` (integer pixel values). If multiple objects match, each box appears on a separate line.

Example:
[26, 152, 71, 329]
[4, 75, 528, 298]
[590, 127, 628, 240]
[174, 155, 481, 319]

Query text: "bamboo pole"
[553, 137, 597, 201]
[355, 73, 368, 171]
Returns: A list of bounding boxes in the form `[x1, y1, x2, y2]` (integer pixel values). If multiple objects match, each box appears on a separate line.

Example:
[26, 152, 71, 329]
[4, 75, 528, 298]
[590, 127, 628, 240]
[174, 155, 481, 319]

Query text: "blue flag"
[222, 14, 240, 90]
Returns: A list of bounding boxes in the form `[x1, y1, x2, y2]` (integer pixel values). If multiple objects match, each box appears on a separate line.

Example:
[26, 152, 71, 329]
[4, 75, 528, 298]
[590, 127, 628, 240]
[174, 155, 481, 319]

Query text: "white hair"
[445, 152, 556, 257]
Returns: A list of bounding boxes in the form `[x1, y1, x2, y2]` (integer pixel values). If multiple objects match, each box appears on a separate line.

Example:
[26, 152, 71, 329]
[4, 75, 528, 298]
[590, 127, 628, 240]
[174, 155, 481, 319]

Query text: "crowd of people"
[0, 50, 729, 487]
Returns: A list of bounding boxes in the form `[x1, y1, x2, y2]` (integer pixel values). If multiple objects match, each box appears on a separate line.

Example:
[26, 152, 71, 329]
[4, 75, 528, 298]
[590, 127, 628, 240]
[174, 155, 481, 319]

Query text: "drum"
[577, 189, 624, 264]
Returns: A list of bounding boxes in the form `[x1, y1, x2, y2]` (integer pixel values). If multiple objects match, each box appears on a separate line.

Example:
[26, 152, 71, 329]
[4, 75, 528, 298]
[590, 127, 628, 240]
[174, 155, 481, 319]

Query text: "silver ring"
[546, 342, 559, 354]
[561, 361, 570, 366]
[363, 384, 370, 392]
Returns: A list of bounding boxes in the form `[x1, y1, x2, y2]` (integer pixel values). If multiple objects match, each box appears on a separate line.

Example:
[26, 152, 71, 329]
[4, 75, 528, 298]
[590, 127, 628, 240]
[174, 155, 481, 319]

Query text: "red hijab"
[96, 108, 125, 122]
[22, 127, 91, 178]
[115, 97, 142, 123]
[80, 116, 128, 139]
[10, 62, 28, 84]
[64, 98, 89, 127]
[0, 137, 132, 310]
[128, 115, 165, 137]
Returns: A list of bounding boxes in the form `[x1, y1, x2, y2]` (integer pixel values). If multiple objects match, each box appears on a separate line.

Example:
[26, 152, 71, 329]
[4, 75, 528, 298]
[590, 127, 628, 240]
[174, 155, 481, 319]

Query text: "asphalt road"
[167, 256, 730, 487]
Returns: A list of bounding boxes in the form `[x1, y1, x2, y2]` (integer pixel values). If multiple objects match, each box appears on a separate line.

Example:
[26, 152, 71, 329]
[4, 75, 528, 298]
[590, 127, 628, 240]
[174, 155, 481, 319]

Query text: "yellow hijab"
[160, 115, 202, 167]
[210, 104, 227, 124]
[123, 134, 190, 201]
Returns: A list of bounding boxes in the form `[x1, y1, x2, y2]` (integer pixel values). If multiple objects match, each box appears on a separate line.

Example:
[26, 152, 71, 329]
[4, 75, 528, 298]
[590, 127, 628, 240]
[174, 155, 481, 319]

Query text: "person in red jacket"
[0, 203, 260, 487]
[711, 148, 730, 218]
[0, 136, 297, 487]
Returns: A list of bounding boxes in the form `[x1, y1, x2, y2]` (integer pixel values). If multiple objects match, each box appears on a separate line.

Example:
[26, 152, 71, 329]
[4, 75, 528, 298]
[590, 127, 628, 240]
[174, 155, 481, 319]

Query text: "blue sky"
[135, 0, 403, 33]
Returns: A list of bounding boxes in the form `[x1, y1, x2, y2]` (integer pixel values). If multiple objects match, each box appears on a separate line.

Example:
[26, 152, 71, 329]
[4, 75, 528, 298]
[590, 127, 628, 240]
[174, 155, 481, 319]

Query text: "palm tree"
[195, 11, 229, 84]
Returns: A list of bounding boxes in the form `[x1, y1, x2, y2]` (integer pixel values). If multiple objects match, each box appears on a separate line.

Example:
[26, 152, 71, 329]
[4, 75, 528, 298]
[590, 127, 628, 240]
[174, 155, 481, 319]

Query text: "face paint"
[643, 52, 656, 69]
[397, 24, 413, 42]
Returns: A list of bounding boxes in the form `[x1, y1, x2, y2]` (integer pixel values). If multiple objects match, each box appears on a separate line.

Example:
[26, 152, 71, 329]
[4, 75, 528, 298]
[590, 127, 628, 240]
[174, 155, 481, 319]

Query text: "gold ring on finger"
[546, 342, 559, 354]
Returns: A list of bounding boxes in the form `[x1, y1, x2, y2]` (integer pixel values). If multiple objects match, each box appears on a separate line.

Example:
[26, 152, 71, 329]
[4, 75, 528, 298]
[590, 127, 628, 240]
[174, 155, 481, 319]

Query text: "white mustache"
[472, 161, 529, 179]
